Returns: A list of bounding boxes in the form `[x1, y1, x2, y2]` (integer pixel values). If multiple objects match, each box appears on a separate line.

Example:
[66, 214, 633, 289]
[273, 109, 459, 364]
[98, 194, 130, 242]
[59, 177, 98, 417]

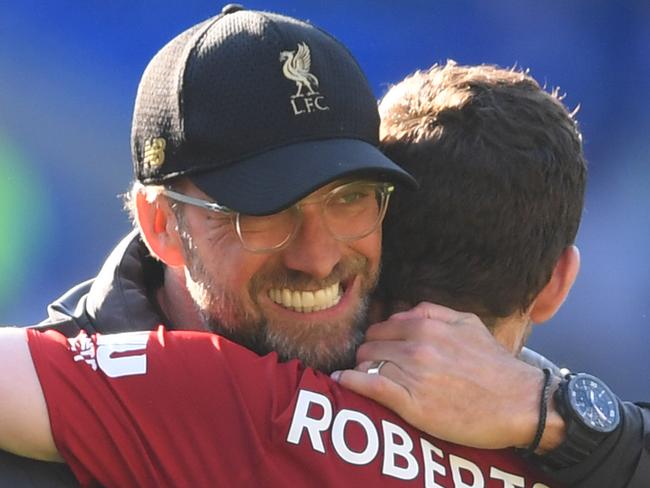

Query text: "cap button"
[221, 3, 245, 14]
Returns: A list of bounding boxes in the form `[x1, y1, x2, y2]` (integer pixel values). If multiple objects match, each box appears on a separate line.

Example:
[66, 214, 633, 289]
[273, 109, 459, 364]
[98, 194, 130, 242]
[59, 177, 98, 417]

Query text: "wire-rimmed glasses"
[161, 180, 394, 253]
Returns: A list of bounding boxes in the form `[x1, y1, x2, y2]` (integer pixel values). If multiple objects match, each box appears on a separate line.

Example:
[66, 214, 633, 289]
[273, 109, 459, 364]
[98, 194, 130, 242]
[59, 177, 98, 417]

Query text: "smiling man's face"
[171, 179, 382, 372]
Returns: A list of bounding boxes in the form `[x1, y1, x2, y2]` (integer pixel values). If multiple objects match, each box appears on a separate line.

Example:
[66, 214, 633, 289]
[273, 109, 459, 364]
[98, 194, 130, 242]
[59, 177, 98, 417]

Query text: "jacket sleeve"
[539, 400, 650, 487]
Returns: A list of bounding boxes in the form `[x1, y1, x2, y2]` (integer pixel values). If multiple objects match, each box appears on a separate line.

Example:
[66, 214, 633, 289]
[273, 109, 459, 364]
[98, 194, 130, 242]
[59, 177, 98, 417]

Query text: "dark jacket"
[1, 232, 648, 487]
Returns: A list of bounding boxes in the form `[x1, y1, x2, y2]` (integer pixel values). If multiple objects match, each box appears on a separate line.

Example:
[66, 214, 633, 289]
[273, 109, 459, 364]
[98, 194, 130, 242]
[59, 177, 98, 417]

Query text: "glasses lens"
[237, 207, 297, 252]
[235, 182, 391, 252]
[324, 183, 388, 240]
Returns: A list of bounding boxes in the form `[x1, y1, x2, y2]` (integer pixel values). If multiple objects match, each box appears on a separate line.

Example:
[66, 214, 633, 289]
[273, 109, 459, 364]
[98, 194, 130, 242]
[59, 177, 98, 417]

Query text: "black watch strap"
[540, 374, 621, 470]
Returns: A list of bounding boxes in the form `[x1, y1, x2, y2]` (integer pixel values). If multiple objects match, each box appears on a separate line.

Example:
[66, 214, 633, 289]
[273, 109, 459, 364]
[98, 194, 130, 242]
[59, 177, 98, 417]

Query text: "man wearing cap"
[0, 4, 645, 487]
[114, 4, 416, 376]
[0, 8, 556, 485]
[0, 6, 423, 486]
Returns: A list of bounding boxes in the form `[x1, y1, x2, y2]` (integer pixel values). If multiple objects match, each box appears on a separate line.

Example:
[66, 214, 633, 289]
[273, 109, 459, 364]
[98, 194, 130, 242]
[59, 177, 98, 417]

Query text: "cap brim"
[188, 138, 418, 215]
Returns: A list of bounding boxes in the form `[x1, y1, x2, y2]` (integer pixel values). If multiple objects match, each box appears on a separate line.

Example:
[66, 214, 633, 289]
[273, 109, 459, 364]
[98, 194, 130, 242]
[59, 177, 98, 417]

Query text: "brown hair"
[378, 61, 586, 324]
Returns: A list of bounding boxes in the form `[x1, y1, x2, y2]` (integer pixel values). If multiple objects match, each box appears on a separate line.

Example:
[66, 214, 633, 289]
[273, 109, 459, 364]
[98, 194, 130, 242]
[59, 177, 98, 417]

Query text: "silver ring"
[367, 360, 388, 376]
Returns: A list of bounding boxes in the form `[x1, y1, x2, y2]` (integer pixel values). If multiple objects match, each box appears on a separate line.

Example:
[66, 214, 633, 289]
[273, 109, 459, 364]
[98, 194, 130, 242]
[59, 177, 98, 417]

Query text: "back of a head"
[378, 61, 586, 325]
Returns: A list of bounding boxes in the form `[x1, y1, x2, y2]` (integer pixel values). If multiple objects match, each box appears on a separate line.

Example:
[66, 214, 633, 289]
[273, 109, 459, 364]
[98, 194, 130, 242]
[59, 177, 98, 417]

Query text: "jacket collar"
[42, 230, 166, 335]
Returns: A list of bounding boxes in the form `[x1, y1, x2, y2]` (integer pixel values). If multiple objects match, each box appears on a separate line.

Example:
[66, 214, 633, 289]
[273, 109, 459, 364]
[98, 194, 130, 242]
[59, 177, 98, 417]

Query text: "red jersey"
[27, 328, 557, 488]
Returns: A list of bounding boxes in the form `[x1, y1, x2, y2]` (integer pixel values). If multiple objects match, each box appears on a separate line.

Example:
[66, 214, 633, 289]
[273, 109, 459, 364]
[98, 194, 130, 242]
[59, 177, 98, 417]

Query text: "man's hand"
[332, 302, 565, 451]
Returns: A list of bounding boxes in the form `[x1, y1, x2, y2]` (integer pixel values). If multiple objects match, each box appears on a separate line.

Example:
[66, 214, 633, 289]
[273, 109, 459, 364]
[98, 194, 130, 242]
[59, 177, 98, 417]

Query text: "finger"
[356, 360, 380, 373]
[365, 316, 448, 342]
[356, 359, 402, 376]
[389, 302, 468, 322]
[356, 340, 438, 373]
[330, 369, 410, 414]
[367, 307, 489, 343]
[355, 359, 410, 390]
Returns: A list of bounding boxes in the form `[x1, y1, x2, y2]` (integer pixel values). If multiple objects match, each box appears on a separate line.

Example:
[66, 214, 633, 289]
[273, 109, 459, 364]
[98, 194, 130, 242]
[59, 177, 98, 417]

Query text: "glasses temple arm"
[161, 189, 234, 213]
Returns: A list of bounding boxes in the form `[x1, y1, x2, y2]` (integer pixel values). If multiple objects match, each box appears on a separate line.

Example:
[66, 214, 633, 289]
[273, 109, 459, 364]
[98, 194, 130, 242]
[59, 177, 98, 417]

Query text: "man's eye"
[335, 190, 370, 205]
[205, 213, 233, 229]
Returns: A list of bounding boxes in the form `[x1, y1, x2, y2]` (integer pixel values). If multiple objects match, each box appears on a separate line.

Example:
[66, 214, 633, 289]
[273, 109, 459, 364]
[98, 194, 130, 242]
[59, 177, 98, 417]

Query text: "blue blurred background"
[1, 1, 648, 399]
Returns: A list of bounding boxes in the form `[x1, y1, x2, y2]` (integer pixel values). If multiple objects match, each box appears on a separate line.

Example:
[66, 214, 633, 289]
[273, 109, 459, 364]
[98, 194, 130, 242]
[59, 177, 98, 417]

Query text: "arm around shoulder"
[0, 328, 62, 462]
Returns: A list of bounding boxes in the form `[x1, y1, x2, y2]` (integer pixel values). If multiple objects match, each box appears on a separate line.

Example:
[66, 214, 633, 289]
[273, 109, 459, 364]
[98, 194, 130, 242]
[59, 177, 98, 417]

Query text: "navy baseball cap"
[132, 4, 416, 215]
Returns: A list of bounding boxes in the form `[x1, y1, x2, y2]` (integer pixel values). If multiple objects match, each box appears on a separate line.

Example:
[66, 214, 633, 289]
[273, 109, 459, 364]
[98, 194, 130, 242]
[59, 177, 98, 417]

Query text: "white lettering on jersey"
[332, 409, 378, 465]
[449, 455, 485, 487]
[420, 438, 447, 487]
[70, 333, 98, 371]
[70, 331, 149, 378]
[382, 420, 419, 480]
[95, 332, 149, 378]
[287, 390, 332, 453]
[287, 388, 551, 486]
[490, 467, 525, 487]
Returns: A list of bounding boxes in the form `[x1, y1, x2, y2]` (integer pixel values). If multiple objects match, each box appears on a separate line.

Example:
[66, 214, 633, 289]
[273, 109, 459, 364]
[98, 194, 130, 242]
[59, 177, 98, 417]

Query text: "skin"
[0, 246, 578, 463]
[139, 179, 382, 373]
[0, 328, 60, 462]
[0, 174, 582, 463]
[0, 176, 385, 462]
[333, 246, 581, 452]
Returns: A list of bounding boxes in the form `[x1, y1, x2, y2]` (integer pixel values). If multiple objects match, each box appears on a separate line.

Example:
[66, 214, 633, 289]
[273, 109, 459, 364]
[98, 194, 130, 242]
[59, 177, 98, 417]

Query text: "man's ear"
[529, 245, 580, 323]
[135, 190, 185, 267]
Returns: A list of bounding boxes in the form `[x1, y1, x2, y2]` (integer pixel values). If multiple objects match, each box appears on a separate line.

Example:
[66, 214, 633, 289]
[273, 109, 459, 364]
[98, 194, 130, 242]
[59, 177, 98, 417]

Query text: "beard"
[177, 224, 377, 373]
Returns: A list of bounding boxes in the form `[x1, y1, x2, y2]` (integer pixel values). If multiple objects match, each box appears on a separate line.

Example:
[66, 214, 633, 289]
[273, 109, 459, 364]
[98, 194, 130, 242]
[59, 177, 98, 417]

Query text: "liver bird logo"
[279, 42, 320, 97]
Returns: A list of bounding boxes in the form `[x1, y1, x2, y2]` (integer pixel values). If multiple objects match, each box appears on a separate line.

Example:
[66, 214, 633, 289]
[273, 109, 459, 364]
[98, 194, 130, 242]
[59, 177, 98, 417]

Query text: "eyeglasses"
[161, 181, 394, 253]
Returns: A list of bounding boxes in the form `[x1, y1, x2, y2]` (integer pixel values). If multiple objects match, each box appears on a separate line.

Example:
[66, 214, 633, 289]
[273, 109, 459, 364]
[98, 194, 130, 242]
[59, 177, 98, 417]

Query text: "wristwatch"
[541, 373, 621, 469]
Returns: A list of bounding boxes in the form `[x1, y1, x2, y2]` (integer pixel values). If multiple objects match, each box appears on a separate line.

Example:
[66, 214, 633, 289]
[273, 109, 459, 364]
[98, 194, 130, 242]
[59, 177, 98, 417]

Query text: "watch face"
[568, 374, 620, 433]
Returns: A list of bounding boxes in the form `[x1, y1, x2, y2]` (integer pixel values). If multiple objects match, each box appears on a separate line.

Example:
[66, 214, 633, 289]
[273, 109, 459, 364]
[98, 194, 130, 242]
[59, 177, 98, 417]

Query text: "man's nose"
[280, 206, 342, 280]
